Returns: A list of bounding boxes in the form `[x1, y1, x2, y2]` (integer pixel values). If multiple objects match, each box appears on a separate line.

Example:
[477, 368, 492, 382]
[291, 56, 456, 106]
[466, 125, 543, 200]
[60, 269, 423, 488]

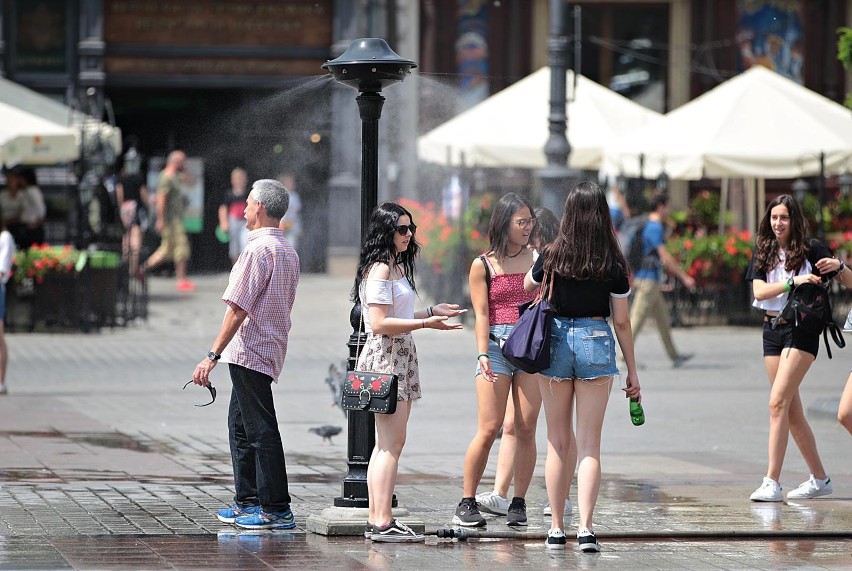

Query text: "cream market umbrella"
[0, 76, 122, 160]
[417, 67, 662, 169]
[601, 65, 852, 180]
[0, 101, 78, 167]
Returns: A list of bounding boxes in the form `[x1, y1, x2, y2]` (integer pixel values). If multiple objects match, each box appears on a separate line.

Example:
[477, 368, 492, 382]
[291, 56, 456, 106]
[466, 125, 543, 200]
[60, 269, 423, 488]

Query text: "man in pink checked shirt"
[191, 178, 300, 531]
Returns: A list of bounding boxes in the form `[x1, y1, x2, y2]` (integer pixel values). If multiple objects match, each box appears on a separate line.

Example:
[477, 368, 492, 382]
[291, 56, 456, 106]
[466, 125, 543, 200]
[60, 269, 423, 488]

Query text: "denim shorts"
[0, 283, 5, 321]
[538, 317, 619, 380]
[474, 323, 522, 378]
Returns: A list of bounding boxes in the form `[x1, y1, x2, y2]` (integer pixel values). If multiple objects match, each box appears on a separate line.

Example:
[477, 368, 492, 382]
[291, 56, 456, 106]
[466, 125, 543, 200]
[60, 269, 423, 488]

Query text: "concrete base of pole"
[306, 507, 424, 536]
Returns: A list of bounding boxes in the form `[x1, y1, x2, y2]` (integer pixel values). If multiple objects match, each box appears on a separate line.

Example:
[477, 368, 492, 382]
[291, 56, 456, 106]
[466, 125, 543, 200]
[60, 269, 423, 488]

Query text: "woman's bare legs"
[540, 376, 575, 531]
[510, 371, 543, 500]
[573, 377, 612, 532]
[838, 372, 852, 435]
[491, 396, 516, 498]
[763, 351, 826, 482]
[0, 321, 7, 392]
[367, 400, 412, 526]
[462, 373, 513, 497]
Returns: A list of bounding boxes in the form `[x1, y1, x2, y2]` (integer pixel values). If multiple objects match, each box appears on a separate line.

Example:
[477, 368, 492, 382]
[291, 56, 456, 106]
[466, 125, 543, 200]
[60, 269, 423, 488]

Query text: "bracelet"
[840, 260, 847, 273]
[783, 280, 791, 292]
[422, 319, 426, 329]
[427, 306, 433, 317]
[477, 353, 489, 360]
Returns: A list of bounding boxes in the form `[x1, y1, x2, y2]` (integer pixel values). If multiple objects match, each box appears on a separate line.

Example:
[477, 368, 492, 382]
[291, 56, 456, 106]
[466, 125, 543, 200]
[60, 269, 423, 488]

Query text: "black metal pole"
[335, 91, 397, 509]
[356, 93, 385, 241]
[817, 151, 826, 241]
[321, 36, 415, 514]
[538, 0, 576, 214]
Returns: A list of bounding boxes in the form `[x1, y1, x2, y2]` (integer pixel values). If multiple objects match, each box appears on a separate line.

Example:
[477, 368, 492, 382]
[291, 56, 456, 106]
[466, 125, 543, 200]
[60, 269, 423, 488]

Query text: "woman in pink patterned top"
[453, 193, 542, 529]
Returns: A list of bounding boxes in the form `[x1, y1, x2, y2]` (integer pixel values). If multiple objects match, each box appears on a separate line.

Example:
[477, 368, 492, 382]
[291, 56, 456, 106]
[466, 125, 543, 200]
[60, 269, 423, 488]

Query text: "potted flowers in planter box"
[12, 244, 82, 329]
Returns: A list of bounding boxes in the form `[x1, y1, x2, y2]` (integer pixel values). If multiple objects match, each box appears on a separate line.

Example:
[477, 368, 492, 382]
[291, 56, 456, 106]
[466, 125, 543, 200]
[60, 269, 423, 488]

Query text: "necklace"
[506, 247, 524, 259]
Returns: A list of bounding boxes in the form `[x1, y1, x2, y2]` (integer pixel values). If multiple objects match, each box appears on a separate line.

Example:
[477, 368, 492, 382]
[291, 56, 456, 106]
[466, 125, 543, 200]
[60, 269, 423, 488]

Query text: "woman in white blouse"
[351, 202, 466, 543]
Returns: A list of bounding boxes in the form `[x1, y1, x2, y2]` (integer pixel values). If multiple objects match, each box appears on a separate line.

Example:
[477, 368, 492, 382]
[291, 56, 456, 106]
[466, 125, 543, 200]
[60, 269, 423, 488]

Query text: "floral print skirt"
[356, 333, 421, 401]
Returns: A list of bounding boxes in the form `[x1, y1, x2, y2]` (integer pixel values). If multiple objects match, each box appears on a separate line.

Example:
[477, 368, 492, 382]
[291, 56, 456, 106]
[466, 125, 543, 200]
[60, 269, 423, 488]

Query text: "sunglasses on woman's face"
[396, 224, 417, 236]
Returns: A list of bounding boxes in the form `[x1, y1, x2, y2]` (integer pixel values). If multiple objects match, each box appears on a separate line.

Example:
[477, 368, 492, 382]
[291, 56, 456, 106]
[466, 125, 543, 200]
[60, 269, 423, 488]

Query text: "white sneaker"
[577, 527, 600, 552]
[786, 475, 832, 500]
[750, 477, 783, 502]
[545, 528, 566, 550]
[475, 491, 509, 516]
[542, 499, 572, 517]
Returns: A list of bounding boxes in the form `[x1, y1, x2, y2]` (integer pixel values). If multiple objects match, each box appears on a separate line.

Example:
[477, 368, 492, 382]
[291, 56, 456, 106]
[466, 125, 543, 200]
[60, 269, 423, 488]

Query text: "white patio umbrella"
[417, 67, 662, 169]
[0, 76, 122, 160]
[0, 101, 79, 167]
[601, 65, 852, 180]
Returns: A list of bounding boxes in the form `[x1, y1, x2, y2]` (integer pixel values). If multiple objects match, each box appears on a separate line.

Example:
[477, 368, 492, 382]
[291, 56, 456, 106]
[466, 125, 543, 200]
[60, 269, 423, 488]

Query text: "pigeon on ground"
[309, 425, 343, 445]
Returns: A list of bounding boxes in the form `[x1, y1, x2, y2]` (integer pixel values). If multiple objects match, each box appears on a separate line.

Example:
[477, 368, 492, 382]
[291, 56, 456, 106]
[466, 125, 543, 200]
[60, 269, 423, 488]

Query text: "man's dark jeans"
[228, 363, 291, 511]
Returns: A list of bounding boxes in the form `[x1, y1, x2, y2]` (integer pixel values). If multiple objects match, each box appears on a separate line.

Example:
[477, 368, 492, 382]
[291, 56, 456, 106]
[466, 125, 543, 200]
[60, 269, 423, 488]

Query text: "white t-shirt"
[360, 276, 416, 333]
[751, 251, 813, 312]
[0, 229, 16, 285]
[21, 185, 46, 224]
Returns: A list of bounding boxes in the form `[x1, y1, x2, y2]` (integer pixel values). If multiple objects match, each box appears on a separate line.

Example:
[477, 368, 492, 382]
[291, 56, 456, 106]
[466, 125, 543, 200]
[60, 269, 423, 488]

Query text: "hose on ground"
[432, 527, 852, 541]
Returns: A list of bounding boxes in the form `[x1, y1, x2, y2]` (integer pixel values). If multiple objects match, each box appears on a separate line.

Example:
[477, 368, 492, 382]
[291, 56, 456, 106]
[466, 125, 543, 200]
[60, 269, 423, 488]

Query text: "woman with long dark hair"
[456, 193, 543, 529]
[747, 194, 844, 502]
[352, 202, 465, 542]
[524, 181, 640, 552]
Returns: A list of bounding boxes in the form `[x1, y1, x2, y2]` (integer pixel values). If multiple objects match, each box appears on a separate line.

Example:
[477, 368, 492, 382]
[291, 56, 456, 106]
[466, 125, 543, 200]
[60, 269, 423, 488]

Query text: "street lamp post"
[537, 0, 578, 214]
[322, 38, 416, 509]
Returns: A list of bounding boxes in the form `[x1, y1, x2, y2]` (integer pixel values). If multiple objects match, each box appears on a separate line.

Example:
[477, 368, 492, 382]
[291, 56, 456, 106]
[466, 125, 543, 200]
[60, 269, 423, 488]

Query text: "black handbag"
[341, 370, 399, 414]
[341, 299, 400, 414]
[501, 271, 554, 374]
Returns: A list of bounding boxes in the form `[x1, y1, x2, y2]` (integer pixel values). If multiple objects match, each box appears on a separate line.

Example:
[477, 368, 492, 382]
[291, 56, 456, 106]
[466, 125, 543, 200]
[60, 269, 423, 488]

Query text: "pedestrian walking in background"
[353, 202, 465, 543]
[476, 204, 576, 521]
[456, 193, 542, 529]
[116, 147, 149, 275]
[746, 194, 845, 501]
[0, 167, 28, 247]
[191, 178, 300, 530]
[16, 167, 46, 249]
[140, 150, 195, 291]
[524, 181, 640, 552]
[218, 167, 249, 266]
[629, 192, 695, 367]
[277, 173, 302, 252]
[0, 207, 15, 395]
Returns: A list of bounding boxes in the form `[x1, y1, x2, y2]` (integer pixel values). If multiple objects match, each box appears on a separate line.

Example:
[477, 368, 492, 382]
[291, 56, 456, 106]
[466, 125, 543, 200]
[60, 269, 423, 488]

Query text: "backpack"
[772, 282, 846, 358]
[618, 216, 648, 272]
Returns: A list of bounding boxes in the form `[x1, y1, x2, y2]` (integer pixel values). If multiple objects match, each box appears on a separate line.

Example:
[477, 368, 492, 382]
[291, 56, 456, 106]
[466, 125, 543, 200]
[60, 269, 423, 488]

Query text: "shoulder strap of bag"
[533, 266, 553, 305]
[479, 254, 491, 292]
[821, 284, 845, 358]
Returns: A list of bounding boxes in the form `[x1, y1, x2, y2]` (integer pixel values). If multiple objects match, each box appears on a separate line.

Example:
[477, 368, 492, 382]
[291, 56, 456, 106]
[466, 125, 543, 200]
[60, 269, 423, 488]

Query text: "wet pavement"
[0, 272, 850, 569]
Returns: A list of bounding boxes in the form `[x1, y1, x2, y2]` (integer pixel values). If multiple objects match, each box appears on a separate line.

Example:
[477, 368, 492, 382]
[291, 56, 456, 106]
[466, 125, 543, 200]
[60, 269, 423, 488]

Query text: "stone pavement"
[0, 272, 850, 569]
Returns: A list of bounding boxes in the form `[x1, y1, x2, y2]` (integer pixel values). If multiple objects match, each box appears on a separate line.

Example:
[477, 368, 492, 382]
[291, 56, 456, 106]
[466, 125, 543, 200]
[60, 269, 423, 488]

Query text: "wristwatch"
[207, 351, 221, 361]
[786, 276, 796, 290]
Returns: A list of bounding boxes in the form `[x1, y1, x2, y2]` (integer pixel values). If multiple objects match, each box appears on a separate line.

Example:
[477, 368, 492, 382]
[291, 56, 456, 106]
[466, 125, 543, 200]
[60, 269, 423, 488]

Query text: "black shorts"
[762, 322, 819, 358]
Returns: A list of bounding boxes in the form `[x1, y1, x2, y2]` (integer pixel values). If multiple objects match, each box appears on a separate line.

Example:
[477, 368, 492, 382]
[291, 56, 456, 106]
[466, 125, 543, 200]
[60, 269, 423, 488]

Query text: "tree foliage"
[838, 27, 852, 109]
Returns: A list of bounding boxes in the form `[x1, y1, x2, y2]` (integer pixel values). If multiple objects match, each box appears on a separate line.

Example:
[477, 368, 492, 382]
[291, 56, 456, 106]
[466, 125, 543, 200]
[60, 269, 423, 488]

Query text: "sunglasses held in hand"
[183, 380, 216, 407]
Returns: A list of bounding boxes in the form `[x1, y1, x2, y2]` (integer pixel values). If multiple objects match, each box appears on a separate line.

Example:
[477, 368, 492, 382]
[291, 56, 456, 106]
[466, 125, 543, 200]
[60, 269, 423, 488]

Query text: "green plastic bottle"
[629, 398, 645, 426]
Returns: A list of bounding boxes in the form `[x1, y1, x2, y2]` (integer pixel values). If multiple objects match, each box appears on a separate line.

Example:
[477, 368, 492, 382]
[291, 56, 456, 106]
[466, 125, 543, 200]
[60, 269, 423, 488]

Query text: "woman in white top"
[351, 202, 466, 543]
[747, 194, 845, 502]
[0, 208, 15, 394]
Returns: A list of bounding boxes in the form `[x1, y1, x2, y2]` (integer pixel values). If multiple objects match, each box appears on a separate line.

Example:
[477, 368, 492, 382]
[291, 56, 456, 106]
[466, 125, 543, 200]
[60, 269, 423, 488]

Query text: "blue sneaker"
[234, 507, 296, 530]
[216, 503, 260, 524]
